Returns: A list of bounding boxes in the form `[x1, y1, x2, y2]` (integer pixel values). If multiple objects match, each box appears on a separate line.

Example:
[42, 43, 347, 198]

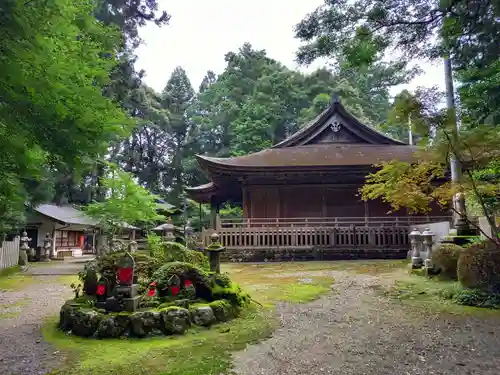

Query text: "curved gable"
[273, 96, 405, 148]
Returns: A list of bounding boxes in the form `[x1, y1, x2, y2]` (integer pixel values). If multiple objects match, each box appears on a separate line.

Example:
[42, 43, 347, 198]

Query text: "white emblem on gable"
[330, 121, 342, 133]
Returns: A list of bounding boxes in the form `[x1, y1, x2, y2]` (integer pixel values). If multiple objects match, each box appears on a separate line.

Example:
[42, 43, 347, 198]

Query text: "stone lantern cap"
[421, 228, 434, 237]
[210, 232, 219, 243]
[206, 232, 225, 252]
[409, 228, 422, 238]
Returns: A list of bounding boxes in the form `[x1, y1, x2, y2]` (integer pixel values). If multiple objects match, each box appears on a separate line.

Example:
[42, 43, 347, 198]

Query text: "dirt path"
[0, 261, 86, 375]
[232, 270, 500, 375]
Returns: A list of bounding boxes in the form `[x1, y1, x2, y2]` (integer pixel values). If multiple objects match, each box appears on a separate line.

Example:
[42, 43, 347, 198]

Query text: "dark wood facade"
[187, 95, 450, 258]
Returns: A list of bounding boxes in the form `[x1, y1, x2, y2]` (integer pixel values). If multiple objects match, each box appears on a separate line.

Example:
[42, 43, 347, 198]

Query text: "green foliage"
[294, 0, 499, 127]
[0, 0, 132, 233]
[457, 241, 500, 290]
[453, 288, 500, 309]
[97, 251, 159, 282]
[431, 243, 463, 279]
[85, 164, 164, 233]
[151, 262, 212, 299]
[148, 240, 209, 270]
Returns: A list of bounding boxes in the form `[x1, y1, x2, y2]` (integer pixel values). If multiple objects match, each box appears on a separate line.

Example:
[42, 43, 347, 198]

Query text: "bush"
[457, 241, 500, 290]
[431, 243, 463, 279]
[148, 240, 210, 271]
[151, 262, 213, 300]
[453, 288, 500, 309]
[96, 251, 159, 283]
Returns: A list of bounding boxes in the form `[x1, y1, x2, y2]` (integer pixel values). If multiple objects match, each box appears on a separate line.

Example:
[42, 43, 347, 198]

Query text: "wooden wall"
[242, 185, 434, 219]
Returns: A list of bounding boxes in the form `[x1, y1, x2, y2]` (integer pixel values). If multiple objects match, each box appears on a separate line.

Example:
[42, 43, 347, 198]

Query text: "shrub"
[453, 288, 500, 309]
[431, 243, 463, 279]
[457, 241, 500, 290]
[151, 262, 213, 300]
[149, 240, 209, 270]
[96, 251, 159, 282]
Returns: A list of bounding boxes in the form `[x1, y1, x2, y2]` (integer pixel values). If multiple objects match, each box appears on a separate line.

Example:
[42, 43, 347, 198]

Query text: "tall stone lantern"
[42, 233, 52, 261]
[205, 232, 225, 274]
[19, 231, 31, 266]
[421, 228, 435, 269]
[409, 228, 423, 268]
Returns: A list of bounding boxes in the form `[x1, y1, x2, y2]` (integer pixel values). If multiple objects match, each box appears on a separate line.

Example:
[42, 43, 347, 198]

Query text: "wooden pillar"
[51, 225, 57, 258]
[322, 187, 327, 218]
[210, 200, 220, 230]
[364, 200, 369, 225]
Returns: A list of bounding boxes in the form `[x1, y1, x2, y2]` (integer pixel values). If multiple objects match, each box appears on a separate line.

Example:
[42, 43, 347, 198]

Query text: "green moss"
[209, 300, 234, 322]
[158, 305, 187, 312]
[44, 307, 275, 375]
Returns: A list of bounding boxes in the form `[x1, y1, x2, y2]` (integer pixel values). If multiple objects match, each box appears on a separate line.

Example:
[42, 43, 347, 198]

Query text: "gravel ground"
[0, 264, 80, 375]
[232, 271, 500, 375]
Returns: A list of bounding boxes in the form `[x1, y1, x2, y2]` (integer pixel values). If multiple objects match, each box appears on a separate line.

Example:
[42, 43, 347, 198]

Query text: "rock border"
[59, 300, 238, 339]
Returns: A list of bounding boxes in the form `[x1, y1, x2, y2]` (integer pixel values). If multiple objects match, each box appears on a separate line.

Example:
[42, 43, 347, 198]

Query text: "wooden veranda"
[201, 216, 452, 260]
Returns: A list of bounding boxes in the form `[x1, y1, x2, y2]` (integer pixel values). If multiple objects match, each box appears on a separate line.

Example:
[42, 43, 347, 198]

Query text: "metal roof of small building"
[34, 204, 138, 229]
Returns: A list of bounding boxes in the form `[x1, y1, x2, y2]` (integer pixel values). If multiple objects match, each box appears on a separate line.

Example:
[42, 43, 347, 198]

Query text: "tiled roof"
[35, 204, 98, 225]
[34, 204, 138, 229]
[197, 144, 420, 168]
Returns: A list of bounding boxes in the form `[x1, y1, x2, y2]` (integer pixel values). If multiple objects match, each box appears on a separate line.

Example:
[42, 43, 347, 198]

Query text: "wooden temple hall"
[186, 95, 450, 260]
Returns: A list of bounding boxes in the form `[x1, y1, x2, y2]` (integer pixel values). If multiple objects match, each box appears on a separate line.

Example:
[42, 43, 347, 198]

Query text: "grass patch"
[0, 311, 20, 320]
[0, 265, 21, 277]
[44, 262, 338, 375]
[44, 308, 274, 375]
[384, 274, 500, 317]
[0, 297, 32, 309]
[0, 270, 35, 291]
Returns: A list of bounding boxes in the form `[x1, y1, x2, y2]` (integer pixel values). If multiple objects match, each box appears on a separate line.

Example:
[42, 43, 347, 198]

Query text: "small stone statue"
[42, 233, 52, 261]
[128, 240, 138, 253]
[19, 231, 31, 266]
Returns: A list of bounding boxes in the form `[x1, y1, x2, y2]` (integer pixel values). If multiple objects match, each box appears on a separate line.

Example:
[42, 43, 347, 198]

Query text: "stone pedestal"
[122, 296, 141, 312]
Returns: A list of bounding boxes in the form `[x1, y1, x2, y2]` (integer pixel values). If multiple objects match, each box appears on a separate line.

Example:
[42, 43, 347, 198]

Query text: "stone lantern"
[409, 228, 423, 268]
[42, 233, 52, 261]
[205, 232, 225, 274]
[421, 228, 435, 269]
[19, 231, 31, 266]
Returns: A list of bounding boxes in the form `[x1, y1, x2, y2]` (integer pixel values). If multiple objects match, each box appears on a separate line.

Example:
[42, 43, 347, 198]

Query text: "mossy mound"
[59, 263, 250, 339]
[59, 298, 239, 339]
[457, 241, 500, 290]
[431, 243, 463, 279]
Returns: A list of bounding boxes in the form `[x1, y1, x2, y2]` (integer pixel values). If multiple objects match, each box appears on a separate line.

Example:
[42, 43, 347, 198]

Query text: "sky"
[135, 0, 446, 96]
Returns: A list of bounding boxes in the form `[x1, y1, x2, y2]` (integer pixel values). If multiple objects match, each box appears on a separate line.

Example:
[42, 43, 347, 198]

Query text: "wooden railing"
[204, 226, 411, 250]
[202, 216, 453, 251]
[220, 216, 453, 228]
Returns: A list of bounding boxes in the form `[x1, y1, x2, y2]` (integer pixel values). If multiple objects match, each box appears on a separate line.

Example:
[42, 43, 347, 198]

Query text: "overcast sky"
[135, 0, 445, 96]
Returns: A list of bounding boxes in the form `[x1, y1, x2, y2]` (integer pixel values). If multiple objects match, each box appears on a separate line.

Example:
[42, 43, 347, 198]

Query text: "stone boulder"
[59, 303, 79, 331]
[96, 314, 131, 338]
[130, 311, 161, 338]
[160, 307, 191, 335]
[190, 306, 215, 327]
[209, 300, 233, 322]
[72, 310, 102, 337]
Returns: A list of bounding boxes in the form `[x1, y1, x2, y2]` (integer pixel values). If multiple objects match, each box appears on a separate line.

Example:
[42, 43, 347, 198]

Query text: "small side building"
[26, 204, 137, 258]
